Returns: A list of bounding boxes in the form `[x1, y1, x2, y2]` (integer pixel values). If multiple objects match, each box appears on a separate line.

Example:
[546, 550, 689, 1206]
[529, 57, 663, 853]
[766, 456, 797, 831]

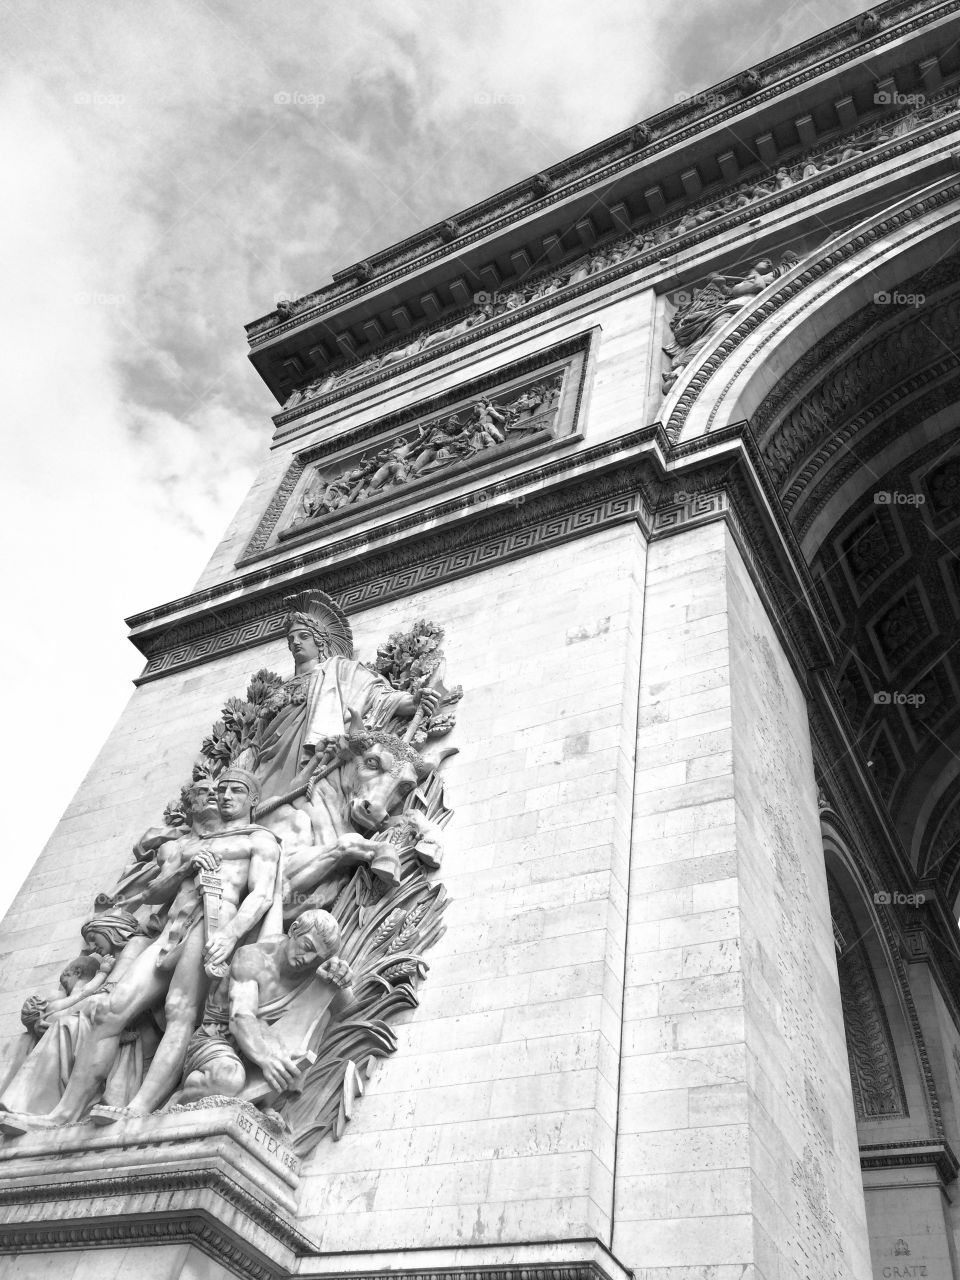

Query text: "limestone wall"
[0, 519, 647, 1255]
[0, 514, 880, 1278]
[296, 518, 646, 1246]
[613, 521, 872, 1280]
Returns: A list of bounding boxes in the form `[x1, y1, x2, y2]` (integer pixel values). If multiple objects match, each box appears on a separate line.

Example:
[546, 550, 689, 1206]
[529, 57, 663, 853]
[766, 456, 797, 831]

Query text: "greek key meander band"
[140, 488, 732, 682]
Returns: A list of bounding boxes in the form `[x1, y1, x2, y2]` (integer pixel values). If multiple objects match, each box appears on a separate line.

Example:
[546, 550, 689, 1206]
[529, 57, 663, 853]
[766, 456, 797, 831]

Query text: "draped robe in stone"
[0, 1001, 145, 1116]
[255, 657, 406, 800]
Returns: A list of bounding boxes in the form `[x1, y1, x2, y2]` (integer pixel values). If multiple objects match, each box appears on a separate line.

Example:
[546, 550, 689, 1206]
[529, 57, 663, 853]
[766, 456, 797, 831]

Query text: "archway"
[669, 182, 960, 1270]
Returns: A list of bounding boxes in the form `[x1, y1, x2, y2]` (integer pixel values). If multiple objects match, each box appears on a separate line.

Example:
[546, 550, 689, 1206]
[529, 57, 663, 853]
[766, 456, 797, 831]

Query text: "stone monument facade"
[3, 5, 960, 1278]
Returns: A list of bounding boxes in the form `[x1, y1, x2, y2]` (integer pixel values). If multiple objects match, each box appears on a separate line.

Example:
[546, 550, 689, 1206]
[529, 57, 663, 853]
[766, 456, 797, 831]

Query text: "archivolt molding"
[751, 255, 960, 442]
[766, 343, 960, 876]
[920, 786, 960, 896]
[771, 299, 960, 491]
[784, 386, 960, 575]
[815, 757, 912, 953]
[822, 768, 960, 1094]
[820, 812, 948, 1143]
[750, 261, 960, 541]
[664, 176, 960, 443]
[828, 873, 908, 1121]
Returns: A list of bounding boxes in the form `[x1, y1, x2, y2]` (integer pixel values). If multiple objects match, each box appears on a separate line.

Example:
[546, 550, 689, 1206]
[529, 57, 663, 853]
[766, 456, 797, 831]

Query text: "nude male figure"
[167, 909, 352, 1108]
[2, 769, 280, 1129]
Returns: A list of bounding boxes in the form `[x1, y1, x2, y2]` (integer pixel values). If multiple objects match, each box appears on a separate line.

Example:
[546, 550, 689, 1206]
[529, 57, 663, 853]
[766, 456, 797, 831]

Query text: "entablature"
[126, 420, 835, 693]
[244, 1, 960, 409]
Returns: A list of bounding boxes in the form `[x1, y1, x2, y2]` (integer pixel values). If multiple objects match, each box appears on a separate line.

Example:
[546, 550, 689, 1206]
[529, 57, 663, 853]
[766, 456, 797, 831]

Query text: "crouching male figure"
[168, 909, 353, 1108]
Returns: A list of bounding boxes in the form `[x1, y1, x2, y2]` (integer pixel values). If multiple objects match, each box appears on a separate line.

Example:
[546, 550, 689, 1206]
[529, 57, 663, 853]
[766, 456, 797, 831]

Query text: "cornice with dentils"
[244, 0, 956, 350]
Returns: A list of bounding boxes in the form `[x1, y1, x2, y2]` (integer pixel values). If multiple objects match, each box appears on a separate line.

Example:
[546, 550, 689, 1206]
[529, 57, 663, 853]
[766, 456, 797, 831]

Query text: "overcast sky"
[0, 0, 867, 921]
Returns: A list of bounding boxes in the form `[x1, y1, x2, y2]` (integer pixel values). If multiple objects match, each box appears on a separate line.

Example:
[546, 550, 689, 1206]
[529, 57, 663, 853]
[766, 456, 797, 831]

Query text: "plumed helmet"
[281, 589, 353, 659]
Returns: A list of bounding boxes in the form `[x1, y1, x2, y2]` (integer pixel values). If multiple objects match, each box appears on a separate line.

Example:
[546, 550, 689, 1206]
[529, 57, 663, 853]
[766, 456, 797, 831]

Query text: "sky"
[0, 0, 868, 921]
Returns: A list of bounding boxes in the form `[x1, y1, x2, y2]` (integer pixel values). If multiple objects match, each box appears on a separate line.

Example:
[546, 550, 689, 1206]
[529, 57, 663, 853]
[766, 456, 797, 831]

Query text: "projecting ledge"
[0, 1100, 310, 1277]
[860, 1140, 960, 1189]
[295, 1239, 635, 1280]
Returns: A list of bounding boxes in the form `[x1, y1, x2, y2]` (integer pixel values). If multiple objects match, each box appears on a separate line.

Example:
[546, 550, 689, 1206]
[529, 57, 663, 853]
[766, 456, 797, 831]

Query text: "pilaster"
[614, 520, 872, 1280]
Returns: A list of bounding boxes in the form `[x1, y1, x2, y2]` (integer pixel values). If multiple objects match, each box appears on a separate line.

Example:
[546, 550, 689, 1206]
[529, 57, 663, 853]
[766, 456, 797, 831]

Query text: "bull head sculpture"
[342, 726, 454, 834]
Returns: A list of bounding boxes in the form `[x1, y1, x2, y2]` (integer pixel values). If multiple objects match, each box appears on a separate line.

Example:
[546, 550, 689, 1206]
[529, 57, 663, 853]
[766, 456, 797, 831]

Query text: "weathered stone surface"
[613, 522, 872, 1278]
[8, 6, 960, 1276]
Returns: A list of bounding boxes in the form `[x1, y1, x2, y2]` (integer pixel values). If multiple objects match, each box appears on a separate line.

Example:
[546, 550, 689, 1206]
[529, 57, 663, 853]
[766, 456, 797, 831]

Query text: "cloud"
[0, 0, 867, 920]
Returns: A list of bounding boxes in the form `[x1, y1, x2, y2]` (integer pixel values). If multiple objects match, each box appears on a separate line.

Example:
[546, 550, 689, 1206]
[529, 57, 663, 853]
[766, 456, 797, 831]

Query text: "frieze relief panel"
[0, 594, 461, 1166]
[241, 337, 590, 565]
[286, 370, 563, 534]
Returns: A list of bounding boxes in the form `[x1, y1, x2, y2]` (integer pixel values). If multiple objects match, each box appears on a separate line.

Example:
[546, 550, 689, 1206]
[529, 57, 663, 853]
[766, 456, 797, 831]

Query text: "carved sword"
[198, 857, 229, 979]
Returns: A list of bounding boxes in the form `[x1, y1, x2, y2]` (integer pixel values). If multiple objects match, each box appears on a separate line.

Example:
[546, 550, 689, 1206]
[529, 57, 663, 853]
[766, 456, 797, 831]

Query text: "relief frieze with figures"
[240, 336, 591, 565]
[284, 370, 563, 537]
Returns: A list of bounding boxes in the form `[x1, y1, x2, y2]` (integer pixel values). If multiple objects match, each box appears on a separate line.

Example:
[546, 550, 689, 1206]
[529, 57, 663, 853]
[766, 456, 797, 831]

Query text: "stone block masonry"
[614, 520, 872, 1280]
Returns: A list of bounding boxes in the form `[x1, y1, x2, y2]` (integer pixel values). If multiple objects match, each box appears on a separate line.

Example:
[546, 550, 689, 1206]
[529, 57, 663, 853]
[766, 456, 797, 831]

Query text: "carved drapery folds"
[829, 875, 907, 1121]
[661, 251, 802, 391]
[0, 595, 461, 1160]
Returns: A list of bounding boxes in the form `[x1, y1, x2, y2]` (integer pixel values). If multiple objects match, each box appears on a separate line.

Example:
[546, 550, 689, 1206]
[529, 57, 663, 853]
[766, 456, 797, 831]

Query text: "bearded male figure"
[1, 770, 280, 1129]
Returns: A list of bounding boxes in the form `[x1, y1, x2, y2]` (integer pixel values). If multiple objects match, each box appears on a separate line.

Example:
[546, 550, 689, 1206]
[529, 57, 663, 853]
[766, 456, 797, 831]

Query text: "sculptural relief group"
[291, 372, 563, 526]
[0, 594, 460, 1156]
